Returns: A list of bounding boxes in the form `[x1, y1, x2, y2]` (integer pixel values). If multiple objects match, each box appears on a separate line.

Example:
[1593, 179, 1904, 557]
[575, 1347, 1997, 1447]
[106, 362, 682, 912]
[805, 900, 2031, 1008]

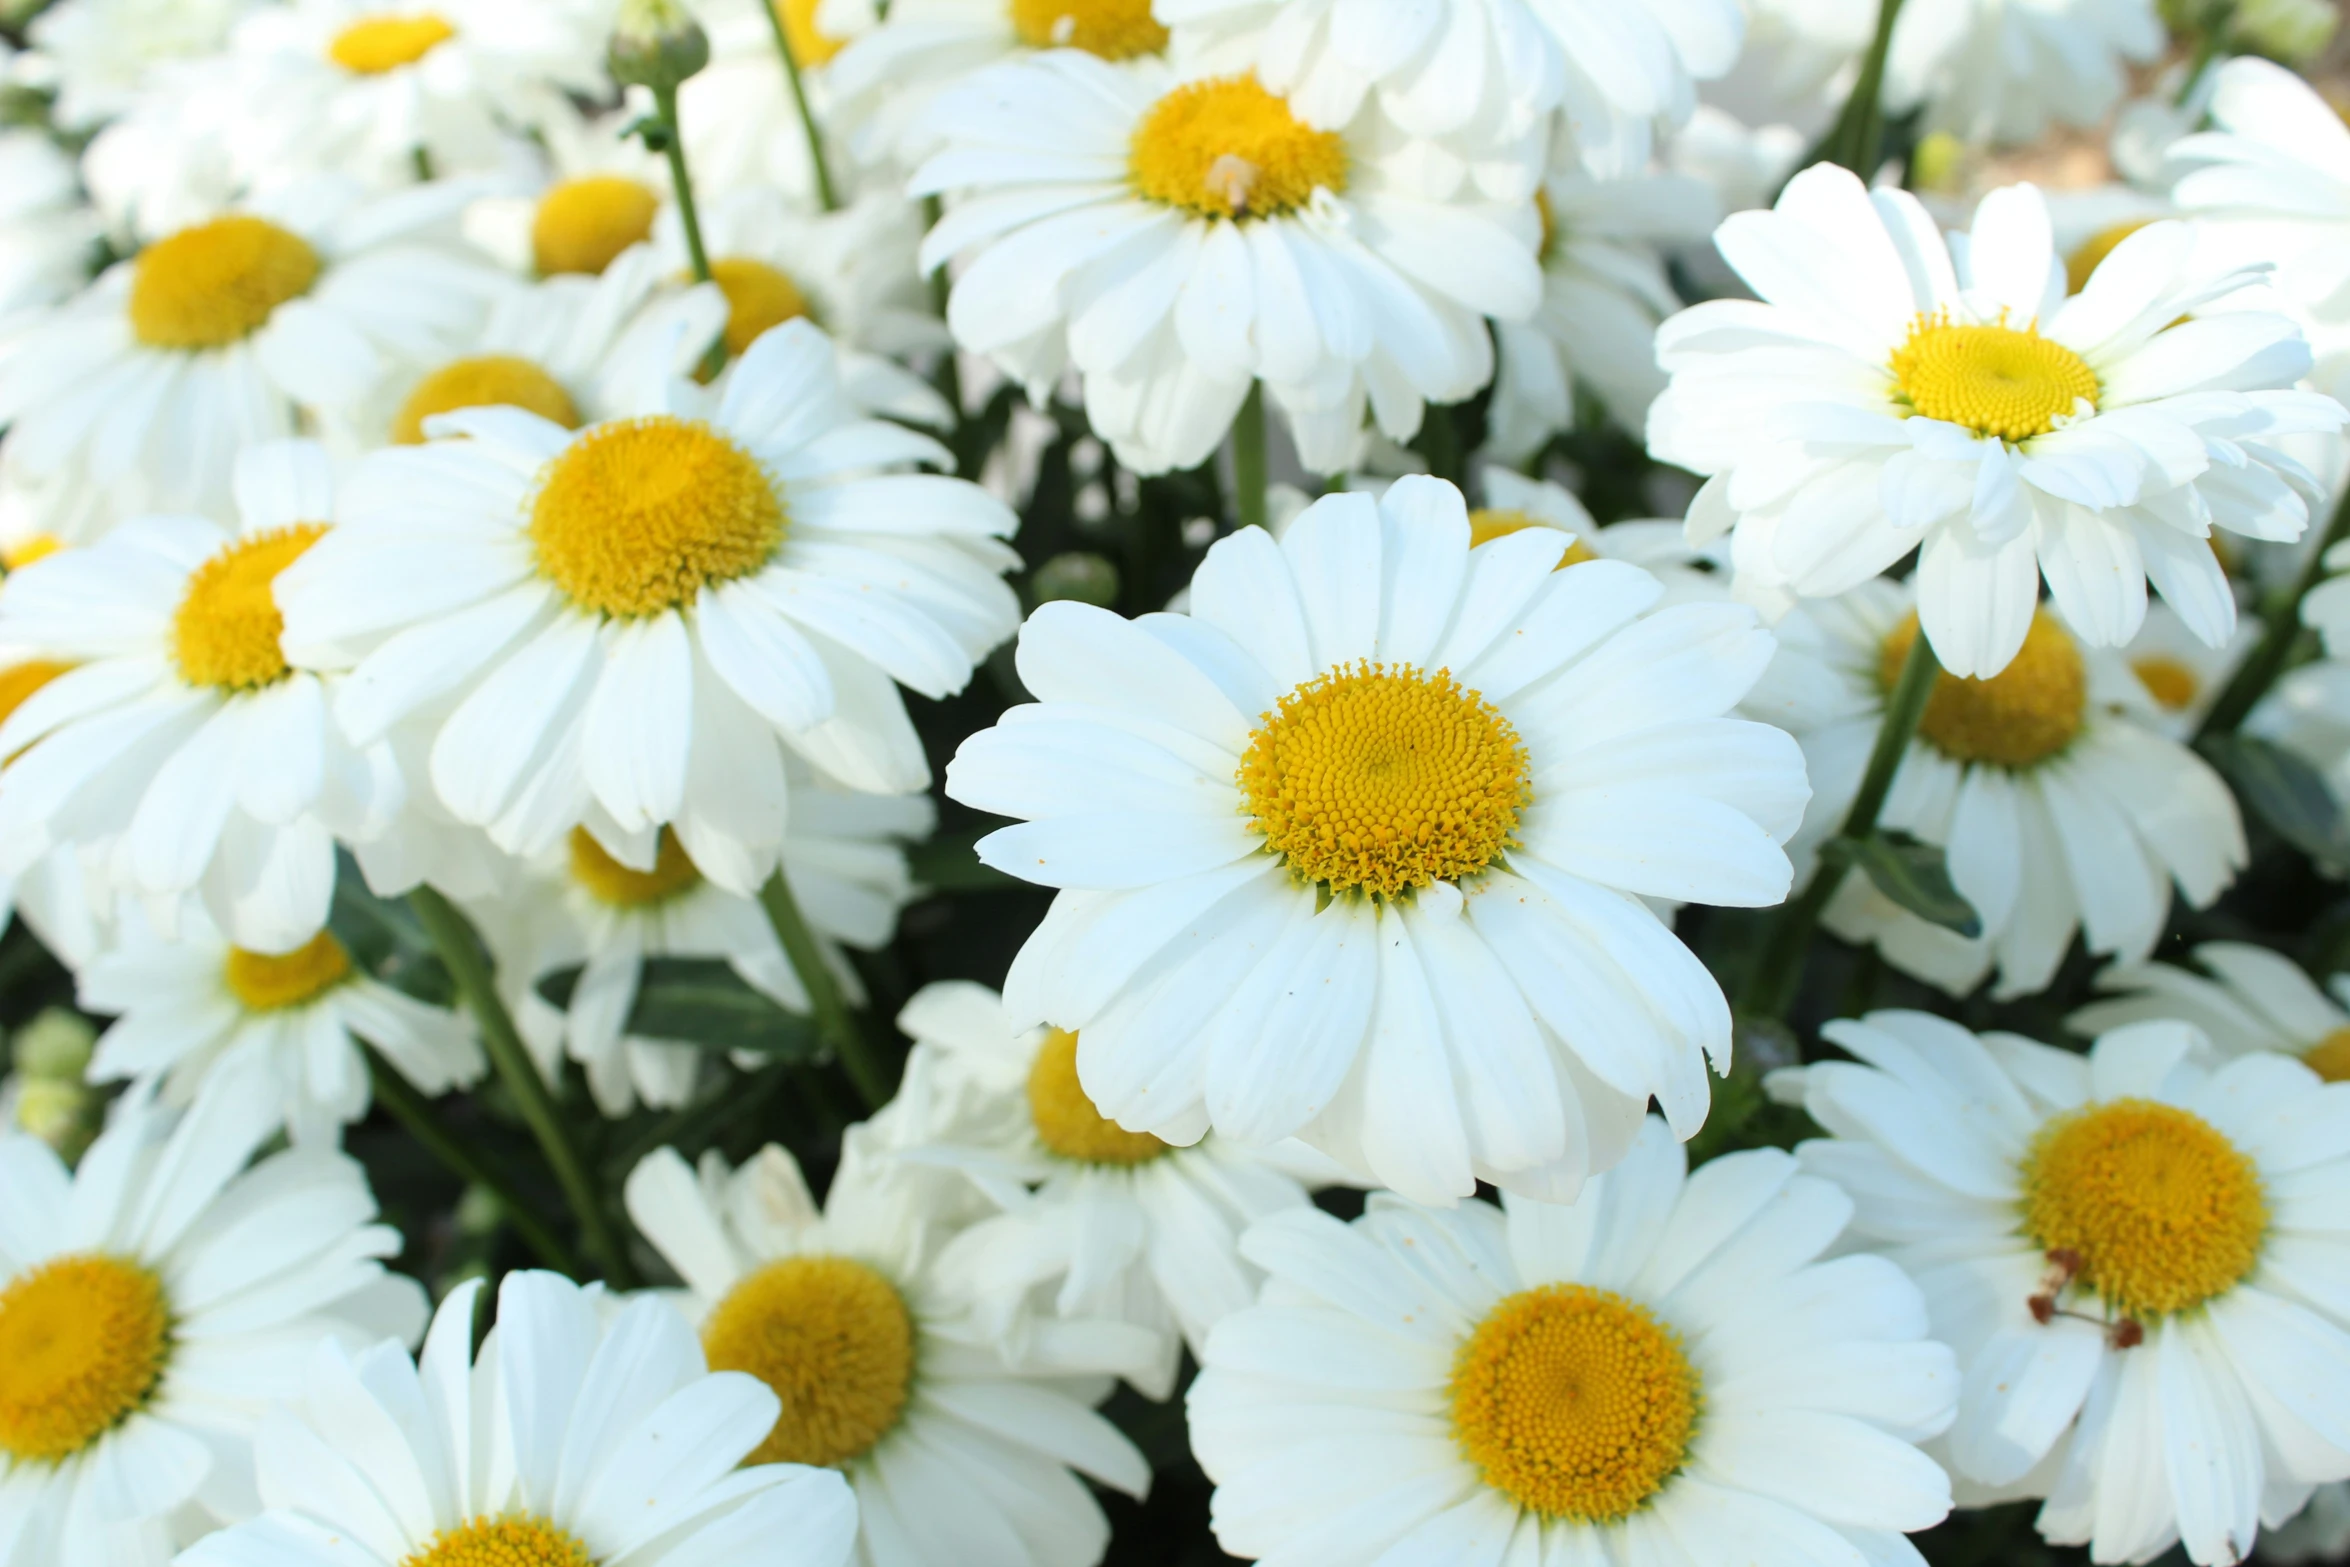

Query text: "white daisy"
[675, 0, 873, 205]
[77, 907, 481, 1144]
[1188, 1116, 1957, 1565]
[945, 476, 1809, 1203]
[888, 979, 1336, 1399]
[0, 1062, 427, 1567]
[275, 316, 1020, 883]
[25, 0, 256, 130]
[1884, 0, 2163, 146]
[2074, 941, 2350, 1083]
[0, 132, 99, 328]
[910, 50, 1542, 476]
[1777, 1012, 2350, 1565]
[1745, 576, 2244, 1000]
[1650, 166, 2345, 678]
[2116, 598, 2255, 739]
[0, 439, 409, 954]
[1474, 466, 1732, 607]
[179, 1269, 862, 1567]
[0, 179, 503, 528]
[623, 1135, 1156, 1567]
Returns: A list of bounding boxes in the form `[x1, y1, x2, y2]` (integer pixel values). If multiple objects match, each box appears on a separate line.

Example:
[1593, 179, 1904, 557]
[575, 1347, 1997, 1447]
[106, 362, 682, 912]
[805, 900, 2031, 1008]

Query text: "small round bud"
[455, 1184, 504, 1236]
[14, 1077, 98, 1162]
[1031, 551, 1120, 608]
[609, 0, 711, 91]
[14, 1007, 95, 1081]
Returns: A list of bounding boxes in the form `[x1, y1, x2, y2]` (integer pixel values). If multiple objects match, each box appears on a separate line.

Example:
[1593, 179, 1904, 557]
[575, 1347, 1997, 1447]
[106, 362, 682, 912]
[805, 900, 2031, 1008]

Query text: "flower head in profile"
[2075, 941, 2350, 1082]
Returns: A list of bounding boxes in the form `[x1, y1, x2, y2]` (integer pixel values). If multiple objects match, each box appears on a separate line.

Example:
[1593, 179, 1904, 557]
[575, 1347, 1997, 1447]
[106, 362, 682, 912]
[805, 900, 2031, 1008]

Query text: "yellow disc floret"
[2067, 220, 2151, 296]
[775, 0, 848, 66]
[532, 176, 661, 278]
[3, 535, 64, 572]
[1028, 1029, 1167, 1165]
[702, 1255, 914, 1468]
[224, 930, 354, 1012]
[0, 1253, 172, 1463]
[1129, 76, 1348, 221]
[1239, 660, 1527, 898]
[129, 216, 321, 350]
[1449, 1283, 1700, 1523]
[2302, 1029, 2350, 1084]
[1890, 311, 2100, 442]
[2022, 1097, 2267, 1320]
[569, 826, 702, 908]
[329, 12, 455, 73]
[1009, 0, 1168, 58]
[403, 1515, 595, 1567]
[0, 659, 69, 733]
[1881, 610, 2085, 769]
[528, 415, 785, 619]
[1467, 508, 1597, 568]
[172, 524, 329, 691]
[2131, 655, 2200, 714]
[707, 258, 813, 359]
[393, 356, 581, 445]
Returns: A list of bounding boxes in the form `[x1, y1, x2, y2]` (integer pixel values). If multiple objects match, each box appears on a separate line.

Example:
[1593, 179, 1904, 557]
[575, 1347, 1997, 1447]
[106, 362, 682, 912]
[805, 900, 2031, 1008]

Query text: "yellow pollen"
[568, 826, 702, 908]
[532, 176, 660, 278]
[1008, 0, 1168, 57]
[528, 415, 784, 619]
[2131, 655, 2200, 714]
[705, 257, 813, 360]
[0, 1253, 172, 1463]
[171, 524, 328, 692]
[1890, 311, 2099, 442]
[2, 535, 64, 571]
[1129, 76, 1348, 220]
[775, 0, 847, 66]
[224, 930, 354, 1012]
[702, 1255, 914, 1468]
[128, 216, 320, 351]
[2067, 220, 2151, 296]
[1449, 1284, 1700, 1523]
[393, 356, 581, 445]
[401, 1515, 594, 1567]
[1239, 660, 1527, 899]
[1882, 610, 2085, 769]
[328, 12, 456, 73]
[2303, 1028, 2350, 1084]
[1028, 1029, 1167, 1165]
[1467, 508, 1597, 568]
[2023, 1098, 2266, 1320]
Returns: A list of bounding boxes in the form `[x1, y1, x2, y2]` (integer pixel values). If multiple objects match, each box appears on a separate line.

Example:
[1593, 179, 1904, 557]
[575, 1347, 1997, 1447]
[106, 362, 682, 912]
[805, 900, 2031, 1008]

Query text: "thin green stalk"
[1742, 627, 1941, 1020]
[1825, 0, 1910, 176]
[1233, 382, 1268, 534]
[365, 1050, 576, 1274]
[650, 84, 713, 284]
[761, 0, 839, 212]
[758, 869, 890, 1108]
[2198, 486, 2350, 740]
[408, 886, 637, 1286]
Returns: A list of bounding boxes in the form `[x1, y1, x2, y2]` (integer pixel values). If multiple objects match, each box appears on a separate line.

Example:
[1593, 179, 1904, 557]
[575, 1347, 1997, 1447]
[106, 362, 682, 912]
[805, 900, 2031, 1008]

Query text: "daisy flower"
[1777, 1012, 2350, 1565]
[2074, 941, 2350, 1083]
[945, 477, 1809, 1203]
[1188, 1117, 1957, 1565]
[623, 1136, 1156, 1567]
[1474, 466, 1731, 608]
[1744, 577, 2244, 1000]
[2115, 599, 2254, 740]
[888, 979, 1336, 1399]
[1649, 166, 2344, 678]
[0, 179, 502, 528]
[77, 907, 481, 1143]
[0, 439, 410, 954]
[0, 132, 100, 327]
[25, 0, 256, 130]
[909, 50, 1542, 476]
[180, 1269, 861, 1567]
[676, 0, 873, 204]
[1884, 0, 2163, 146]
[275, 316, 1020, 882]
[0, 1062, 427, 1567]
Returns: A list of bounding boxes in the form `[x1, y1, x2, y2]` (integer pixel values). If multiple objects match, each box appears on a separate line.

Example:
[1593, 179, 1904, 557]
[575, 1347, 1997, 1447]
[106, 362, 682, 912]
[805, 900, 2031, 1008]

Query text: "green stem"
[365, 1050, 576, 1274]
[2198, 487, 2350, 741]
[1825, 0, 1910, 177]
[1233, 382, 1268, 534]
[650, 85, 713, 285]
[1742, 626, 1940, 1020]
[758, 869, 890, 1108]
[761, 0, 839, 212]
[407, 886, 637, 1286]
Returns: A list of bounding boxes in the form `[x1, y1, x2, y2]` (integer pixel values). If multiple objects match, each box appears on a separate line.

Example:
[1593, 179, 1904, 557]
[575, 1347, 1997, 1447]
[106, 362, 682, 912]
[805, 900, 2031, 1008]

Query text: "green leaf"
[2200, 733, 2350, 865]
[534, 958, 822, 1059]
[1827, 831, 1983, 938]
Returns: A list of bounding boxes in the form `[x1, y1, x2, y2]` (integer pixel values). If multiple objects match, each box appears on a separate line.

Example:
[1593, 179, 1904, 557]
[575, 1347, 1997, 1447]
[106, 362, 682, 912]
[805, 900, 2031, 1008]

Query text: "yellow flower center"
[528, 416, 784, 619]
[706, 257, 813, 360]
[1467, 508, 1597, 568]
[2131, 655, 2200, 714]
[1009, 0, 1168, 57]
[2302, 1028, 2350, 1084]
[328, 12, 456, 73]
[1881, 610, 2085, 769]
[171, 524, 329, 692]
[2066, 219, 2151, 296]
[775, 0, 847, 66]
[128, 216, 321, 351]
[1890, 312, 2099, 442]
[1239, 660, 1527, 899]
[401, 1516, 594, 1567]
[1449, 1283, 1700, 1523]
[0, 1254, 172, 1463]
[2, 535, 64, 571]
[2022, 1097, 2267, 1320]
[1027, 1029, 1167, 1165]
[702, 1255, 914, 1468]
[568, 826, 702, 908]
[532, 176, 660, 278]
[393, 356, 581, 446]
[1128, 76, 1348, 221]
[223, 930, 354, 1011]
[0, 660, 70, 735]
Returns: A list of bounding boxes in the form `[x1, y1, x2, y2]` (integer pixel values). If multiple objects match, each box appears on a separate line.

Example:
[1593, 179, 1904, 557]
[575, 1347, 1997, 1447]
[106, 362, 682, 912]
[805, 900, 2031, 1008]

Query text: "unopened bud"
[609, 0, 711, 91]
[14, 1077, 98, 1162]
[14, 1006, 94, 1081]
[1031, 551, 1120, 608]
[2236, 0, 2338, 62]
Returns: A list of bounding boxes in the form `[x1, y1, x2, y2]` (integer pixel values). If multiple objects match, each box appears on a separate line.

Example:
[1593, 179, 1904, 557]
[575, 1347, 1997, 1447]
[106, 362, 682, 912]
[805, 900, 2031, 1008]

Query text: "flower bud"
[1031, 551, 1120, 608]
[13, 1077, 98, 1163]
[2235, 0, 2338, 62]
[609, 0, 711, 92]
[13, 1006, 95, 1081]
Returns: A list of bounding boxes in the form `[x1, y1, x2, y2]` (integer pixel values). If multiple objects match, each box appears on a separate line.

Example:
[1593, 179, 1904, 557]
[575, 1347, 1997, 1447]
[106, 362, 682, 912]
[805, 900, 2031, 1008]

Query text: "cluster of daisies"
[0, 0, 2345, 1564]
